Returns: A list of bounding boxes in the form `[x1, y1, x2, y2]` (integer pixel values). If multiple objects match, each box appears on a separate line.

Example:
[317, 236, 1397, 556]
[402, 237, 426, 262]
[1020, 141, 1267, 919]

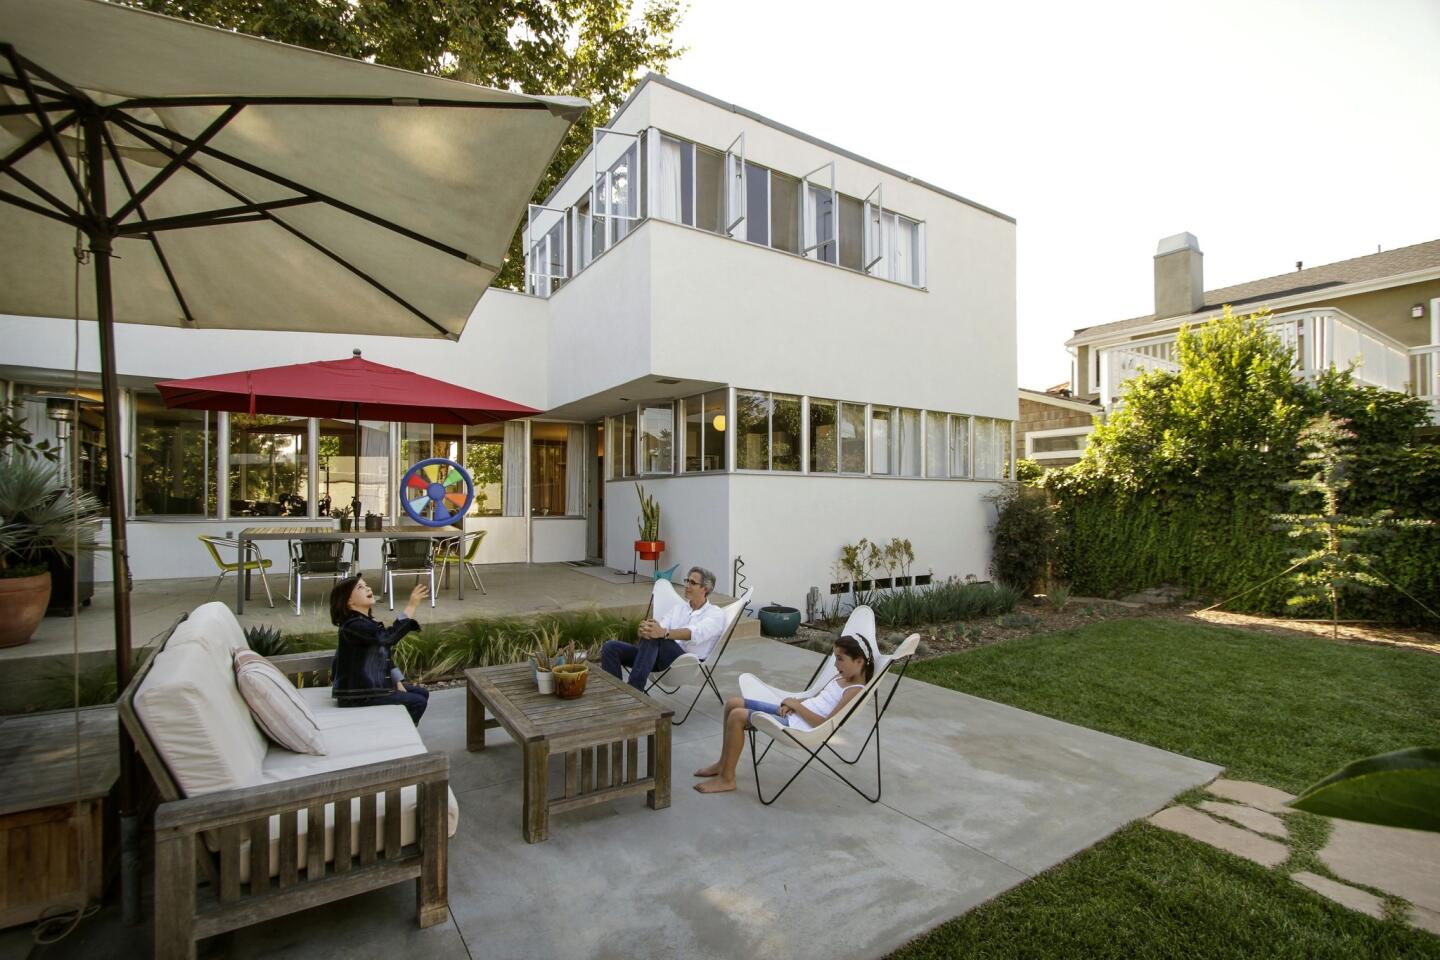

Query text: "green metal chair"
[198, 535, 274, 609]
[436, 530, 487, 594]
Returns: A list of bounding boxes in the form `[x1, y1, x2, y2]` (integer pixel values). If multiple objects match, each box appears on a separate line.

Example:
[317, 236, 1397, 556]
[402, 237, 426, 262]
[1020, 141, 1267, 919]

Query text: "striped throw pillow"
[233, 650, 327, 756]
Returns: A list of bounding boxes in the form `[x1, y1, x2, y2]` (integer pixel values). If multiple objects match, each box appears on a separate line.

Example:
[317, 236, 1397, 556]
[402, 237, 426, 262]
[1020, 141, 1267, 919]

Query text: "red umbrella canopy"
[156, 351, 539, 424]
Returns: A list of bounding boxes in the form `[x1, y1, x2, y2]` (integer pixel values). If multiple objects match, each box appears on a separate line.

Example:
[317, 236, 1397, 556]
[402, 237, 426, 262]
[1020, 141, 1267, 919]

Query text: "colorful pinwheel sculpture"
[400, 458, 475, 526]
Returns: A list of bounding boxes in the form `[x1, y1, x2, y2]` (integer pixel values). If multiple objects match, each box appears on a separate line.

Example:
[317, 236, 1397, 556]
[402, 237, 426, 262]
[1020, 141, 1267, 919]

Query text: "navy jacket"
[332, 611, 420, 701]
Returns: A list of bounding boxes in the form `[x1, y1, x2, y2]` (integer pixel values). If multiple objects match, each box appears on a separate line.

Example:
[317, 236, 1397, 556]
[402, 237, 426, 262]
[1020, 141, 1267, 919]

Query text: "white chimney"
[1154, 232, 1204, 319]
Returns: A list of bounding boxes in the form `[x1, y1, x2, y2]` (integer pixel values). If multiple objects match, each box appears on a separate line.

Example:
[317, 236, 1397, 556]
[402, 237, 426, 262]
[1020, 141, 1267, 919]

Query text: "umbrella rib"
[0, 110, 79, 177]
[0, 188, 82, 227]
[116, 113, 486, 268]
[115, 94, 555, 111]
[99, 125, 197, 328]
[114, 197, 315, 235]
[111, 104, 244, 225]
[1, 162, 85, 220]
[110, 112, 453, 338]
[1, 50, 96, 223]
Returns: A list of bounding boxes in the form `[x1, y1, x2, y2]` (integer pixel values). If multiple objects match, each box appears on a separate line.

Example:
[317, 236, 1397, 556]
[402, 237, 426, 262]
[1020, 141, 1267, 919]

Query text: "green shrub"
[988, 484, 1063, 594]
[1044, 313, 1439, 625]
[871, 579, 1019, 627]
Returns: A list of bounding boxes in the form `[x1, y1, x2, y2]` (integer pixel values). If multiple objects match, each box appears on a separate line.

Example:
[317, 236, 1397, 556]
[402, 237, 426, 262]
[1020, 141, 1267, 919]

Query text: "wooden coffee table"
[465, 663, 673, 843]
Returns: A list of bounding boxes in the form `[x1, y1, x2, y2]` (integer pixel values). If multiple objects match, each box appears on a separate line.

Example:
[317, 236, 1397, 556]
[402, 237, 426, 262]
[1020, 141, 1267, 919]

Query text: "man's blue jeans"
[601, 637, 684, 691]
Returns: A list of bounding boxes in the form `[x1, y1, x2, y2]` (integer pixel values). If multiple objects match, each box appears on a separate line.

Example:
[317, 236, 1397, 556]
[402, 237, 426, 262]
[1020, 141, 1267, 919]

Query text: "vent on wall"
[655, 378, 682, 385]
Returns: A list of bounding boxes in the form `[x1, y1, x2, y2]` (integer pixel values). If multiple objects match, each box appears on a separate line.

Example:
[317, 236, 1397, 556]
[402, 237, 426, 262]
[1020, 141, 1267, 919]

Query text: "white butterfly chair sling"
[739, 605, 918, 804]
[632, 579, 753, 725]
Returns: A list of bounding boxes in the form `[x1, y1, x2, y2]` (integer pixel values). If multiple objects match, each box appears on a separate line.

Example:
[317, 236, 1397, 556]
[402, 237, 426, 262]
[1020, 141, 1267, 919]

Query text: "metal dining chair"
[288, 538, 352, 615]
[436, 530, 487, 594]
[382, 537, 437, 610]
[198, 535, 274, 609]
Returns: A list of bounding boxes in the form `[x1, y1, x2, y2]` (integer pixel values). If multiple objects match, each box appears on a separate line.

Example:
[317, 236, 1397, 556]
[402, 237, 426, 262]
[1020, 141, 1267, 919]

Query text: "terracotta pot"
[634, 540, 664, 561]
[0, 571, 52, 648]
[552, 663, 589, 700]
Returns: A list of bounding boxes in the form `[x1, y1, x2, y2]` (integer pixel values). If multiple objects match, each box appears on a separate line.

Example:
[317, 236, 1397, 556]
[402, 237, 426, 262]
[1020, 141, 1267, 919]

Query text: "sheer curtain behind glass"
[503, 421, 525, 516]
[566, 424, 585, 515]
[655, 136, 684, 223]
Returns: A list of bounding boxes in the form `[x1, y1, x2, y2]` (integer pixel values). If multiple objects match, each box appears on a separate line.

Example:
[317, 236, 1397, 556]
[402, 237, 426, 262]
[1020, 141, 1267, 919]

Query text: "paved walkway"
[1149, 778, 1440, 937]
[2, 635, 1220, 960]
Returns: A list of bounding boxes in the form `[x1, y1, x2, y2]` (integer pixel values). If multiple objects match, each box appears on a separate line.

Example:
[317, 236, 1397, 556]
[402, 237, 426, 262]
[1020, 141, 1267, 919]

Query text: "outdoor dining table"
[234, 525, 470, 614]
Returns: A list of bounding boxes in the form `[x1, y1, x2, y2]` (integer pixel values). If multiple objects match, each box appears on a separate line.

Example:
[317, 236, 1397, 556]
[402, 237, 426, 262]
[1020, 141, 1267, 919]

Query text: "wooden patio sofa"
[117, 602, 456, 960]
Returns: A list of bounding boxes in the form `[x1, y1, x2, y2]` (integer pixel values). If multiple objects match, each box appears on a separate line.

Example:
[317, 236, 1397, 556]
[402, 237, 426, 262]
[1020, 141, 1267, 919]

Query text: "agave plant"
[0, 457, 104, 578]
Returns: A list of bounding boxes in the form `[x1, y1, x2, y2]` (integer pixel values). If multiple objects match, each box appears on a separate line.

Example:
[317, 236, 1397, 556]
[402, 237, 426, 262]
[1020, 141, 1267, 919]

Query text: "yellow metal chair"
[436, 530, 487, 594]
[199, 535, 274, 608]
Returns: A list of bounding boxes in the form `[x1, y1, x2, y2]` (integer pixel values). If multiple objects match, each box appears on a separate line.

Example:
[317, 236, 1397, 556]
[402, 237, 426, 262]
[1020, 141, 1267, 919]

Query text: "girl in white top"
[694, 634, 874, 795]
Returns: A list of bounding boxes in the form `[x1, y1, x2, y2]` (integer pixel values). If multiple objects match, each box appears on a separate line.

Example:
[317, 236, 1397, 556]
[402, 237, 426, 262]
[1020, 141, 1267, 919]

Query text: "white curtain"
[886, 212, 914, 285]
[655, 137, 682, 223]
[503, 421, 525, 517]
[565, 424, 585, 517]
[974, 418, 998, 479]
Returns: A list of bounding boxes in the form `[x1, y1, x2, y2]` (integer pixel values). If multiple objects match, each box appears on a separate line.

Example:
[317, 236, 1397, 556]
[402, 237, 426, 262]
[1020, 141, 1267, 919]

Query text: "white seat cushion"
[243, 695, 459, 882]
[135, 642, 267, 796]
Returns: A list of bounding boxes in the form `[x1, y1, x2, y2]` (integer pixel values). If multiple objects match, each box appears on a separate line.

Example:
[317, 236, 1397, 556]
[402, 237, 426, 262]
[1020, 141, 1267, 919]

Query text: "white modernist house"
[0, 75, 1017, 609]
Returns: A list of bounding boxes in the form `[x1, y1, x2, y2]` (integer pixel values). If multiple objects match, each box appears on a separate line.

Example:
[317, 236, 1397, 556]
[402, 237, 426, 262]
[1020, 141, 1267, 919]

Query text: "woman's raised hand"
[403, 583, 430, 618]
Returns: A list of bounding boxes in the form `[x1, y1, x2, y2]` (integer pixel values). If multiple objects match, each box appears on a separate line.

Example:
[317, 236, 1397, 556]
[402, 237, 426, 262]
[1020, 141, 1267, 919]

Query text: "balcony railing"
[1097, 308, 1436, 422]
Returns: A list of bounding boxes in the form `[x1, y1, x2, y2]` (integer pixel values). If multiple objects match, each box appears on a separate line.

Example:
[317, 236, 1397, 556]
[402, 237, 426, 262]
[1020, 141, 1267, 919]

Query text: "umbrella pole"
[352, 408, 362, 520]
[84, 112, 141, 926]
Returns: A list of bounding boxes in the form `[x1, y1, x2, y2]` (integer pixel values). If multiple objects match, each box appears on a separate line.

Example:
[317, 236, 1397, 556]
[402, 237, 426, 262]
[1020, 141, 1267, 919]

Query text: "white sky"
[665, 0, 1440, 389]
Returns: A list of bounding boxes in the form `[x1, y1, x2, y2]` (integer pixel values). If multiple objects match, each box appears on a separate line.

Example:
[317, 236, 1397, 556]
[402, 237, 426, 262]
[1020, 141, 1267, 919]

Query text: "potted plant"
[552, 640, 588, 699]
[633, 483, 664, 561]
[333, 505, 353, 532]
[364, 511, 383, 532]
[531, 623, 563, 694]
[0, 457, 103, 647]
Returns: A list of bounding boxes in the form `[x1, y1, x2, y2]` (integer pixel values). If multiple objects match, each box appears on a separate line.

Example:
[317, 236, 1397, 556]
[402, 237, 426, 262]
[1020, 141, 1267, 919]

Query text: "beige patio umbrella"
[0, 0, 585, 922]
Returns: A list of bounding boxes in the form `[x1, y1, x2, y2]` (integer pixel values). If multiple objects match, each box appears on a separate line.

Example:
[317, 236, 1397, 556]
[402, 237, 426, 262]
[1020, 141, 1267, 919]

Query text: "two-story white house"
[0, 74, 1017, 609]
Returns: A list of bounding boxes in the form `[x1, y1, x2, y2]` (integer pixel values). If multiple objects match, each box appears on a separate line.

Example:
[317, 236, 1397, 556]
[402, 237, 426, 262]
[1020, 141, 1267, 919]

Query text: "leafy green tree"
[1073, 307, 1310, 495]
[1274, 415, 1434, 638]
[128, 0, 686, 288]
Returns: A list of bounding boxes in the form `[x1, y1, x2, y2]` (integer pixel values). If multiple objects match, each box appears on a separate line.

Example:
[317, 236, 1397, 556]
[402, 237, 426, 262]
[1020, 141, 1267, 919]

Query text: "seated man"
[601, 566, 725, 692]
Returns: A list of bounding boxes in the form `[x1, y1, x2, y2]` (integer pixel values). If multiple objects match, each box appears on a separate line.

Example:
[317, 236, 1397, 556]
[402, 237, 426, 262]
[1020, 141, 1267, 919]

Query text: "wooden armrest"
[154, 751, 449, 838]
[266, 651, 334, 674]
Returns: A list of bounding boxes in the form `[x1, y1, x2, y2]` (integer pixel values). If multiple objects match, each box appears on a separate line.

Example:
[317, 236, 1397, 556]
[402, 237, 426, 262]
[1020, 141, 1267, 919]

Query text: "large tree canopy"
[126, 0, 686, 288]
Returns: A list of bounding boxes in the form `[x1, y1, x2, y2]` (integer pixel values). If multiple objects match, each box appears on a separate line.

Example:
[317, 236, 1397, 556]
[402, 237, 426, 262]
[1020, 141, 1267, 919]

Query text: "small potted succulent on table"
[334, 505, 353, 532]
[633, 483, 663, 562]
[531, 624, 562, 694]
[364, 511, 383, 532]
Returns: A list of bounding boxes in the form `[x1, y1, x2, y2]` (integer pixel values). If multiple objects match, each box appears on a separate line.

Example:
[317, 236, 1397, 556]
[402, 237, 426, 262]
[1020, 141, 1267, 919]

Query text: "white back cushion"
[136, 641, 267, 796]
[167, 601, 251, 672]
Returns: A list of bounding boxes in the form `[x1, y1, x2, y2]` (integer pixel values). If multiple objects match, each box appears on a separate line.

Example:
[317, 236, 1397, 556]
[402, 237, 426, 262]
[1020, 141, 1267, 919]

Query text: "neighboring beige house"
[1066, 235, 1440, 422]
[1017, 385, 1101, 469]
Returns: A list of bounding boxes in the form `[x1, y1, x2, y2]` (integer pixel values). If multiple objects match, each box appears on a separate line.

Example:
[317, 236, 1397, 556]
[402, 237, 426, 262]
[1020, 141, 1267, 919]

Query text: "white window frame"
[524, 203, 568, 297]
[1025, 425, 1093, 461]
[591, 127, 643, 250]
[863, 184, 885, 275]
[724, 132, 745, 237]
[801, 161, 837, 264]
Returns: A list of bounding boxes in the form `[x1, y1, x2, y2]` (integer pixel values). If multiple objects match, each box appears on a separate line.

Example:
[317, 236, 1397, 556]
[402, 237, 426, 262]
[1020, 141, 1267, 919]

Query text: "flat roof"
[546, 73, 1015, 224]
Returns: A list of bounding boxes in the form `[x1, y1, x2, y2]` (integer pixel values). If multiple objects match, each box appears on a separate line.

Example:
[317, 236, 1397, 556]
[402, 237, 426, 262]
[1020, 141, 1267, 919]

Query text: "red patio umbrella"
[157, 349, 538, 515]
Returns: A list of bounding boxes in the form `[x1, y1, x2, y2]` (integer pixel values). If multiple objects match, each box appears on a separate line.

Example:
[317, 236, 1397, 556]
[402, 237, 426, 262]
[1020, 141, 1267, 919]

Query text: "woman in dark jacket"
[329, 574, 430, 725]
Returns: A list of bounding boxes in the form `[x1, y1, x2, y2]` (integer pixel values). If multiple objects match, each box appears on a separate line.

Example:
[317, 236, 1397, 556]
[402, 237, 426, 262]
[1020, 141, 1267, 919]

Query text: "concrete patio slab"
[8, 634, 1223, 960]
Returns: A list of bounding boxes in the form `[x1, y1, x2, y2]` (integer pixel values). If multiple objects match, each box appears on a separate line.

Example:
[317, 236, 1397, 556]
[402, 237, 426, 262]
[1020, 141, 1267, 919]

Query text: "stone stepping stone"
[1320, 819, 1440, 913]
[1149, 806, 1288, 868]
[1198, 800, 1289, 839]
[1204, 778, 1295, 813]
[1292, 871, 1386, 919]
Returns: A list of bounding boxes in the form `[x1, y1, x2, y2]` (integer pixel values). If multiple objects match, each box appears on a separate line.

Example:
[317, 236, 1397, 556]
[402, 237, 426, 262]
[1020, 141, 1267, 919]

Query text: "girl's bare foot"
[693, 763, 721, 778]
[694, 779, 736, 794]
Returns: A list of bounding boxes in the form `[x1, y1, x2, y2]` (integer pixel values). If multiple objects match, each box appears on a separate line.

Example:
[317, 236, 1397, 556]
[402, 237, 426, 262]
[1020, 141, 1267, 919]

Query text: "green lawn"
[891, 619, 1440, 959]
[909, 619, 1440, 794]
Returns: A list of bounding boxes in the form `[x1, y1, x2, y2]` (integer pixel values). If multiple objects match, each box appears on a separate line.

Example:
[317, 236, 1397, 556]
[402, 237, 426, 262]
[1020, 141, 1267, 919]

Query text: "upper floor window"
[870, 406, 921, 477]
[972, 417, 1011, 480]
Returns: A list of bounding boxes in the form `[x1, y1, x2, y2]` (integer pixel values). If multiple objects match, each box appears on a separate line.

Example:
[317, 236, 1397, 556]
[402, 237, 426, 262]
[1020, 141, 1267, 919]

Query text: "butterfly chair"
[198, 535, 274, 609]
[436, 530, 487, 594]
[652, 563, 679, 584]
[632, 579, 753, 725]
[738, 605, 918, 804]
[288, 538, 351, 615]
[382, 537, 437, 611]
